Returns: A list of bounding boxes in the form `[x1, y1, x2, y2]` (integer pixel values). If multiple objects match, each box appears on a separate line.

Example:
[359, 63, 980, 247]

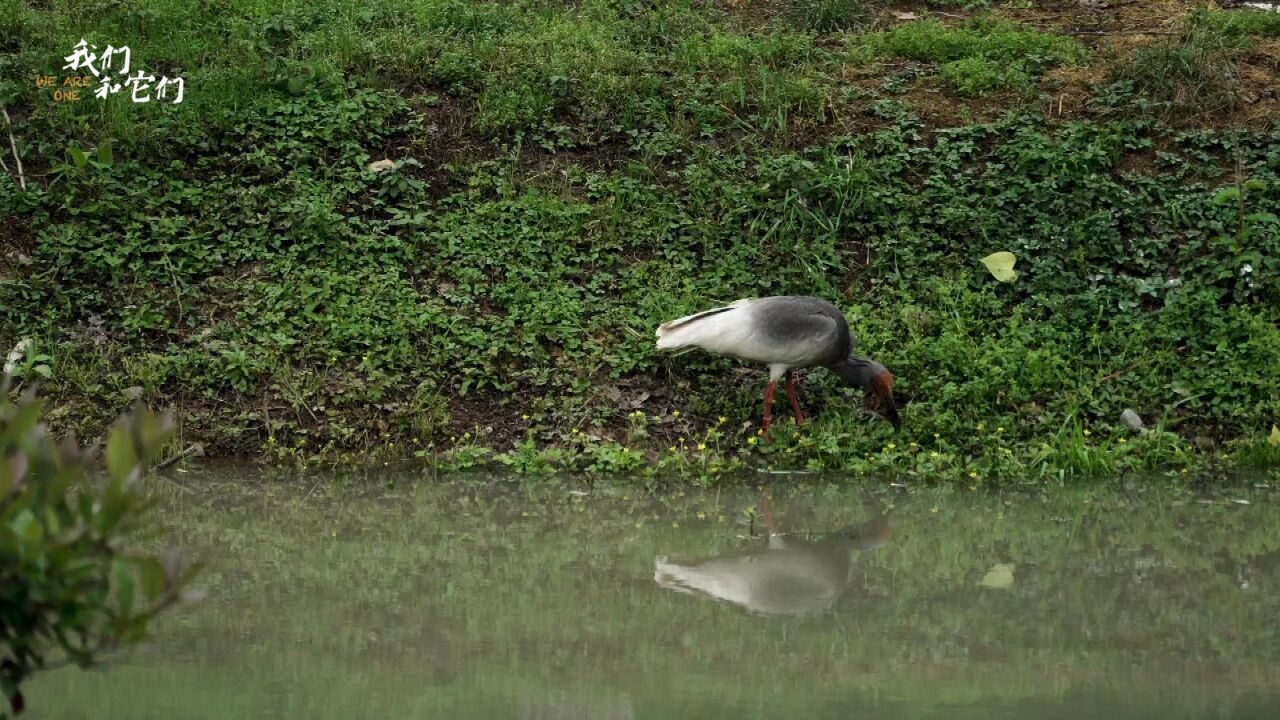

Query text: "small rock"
[892, 11, 918, 20]
[1120, 408, 1145, 433]
[619, 391, 650, 411]
[367, 159, 396, 173]
[122, 386, 144, 401]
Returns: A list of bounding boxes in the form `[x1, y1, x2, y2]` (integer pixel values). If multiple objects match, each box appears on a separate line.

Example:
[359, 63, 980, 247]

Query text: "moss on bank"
[2, 0, 1279, 480]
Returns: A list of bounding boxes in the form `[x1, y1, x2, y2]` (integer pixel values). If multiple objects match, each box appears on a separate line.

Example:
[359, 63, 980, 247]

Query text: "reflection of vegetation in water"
[28, 468, 1280, 718]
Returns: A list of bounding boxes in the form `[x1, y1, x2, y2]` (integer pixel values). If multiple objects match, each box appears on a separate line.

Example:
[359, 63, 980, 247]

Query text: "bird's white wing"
[655, 299, 754, 352]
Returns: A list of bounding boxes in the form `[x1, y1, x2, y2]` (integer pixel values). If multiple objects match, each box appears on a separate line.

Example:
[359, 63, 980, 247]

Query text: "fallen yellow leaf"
[979, 563, 1015, 589]
[980, 251, 1018, 283]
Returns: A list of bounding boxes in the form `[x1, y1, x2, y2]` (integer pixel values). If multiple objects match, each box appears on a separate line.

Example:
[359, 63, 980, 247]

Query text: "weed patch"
[1191, 7, 1280, 41]
[858, 18, 1084, 95]
[1109, 26, 1244, 121]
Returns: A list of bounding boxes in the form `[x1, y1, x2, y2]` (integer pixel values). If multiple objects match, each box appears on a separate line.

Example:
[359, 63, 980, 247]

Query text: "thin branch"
[2, 107, 26, 191]
[151, 443, 204, 473]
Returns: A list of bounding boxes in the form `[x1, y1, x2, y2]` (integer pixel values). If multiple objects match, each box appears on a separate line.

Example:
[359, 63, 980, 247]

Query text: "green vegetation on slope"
[857, 18, 1085, 96]
[2, 1, 1278, 479]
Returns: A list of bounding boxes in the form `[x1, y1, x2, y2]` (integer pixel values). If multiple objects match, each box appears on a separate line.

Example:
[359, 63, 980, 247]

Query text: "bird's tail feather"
[655, 299, 750, 349]
[654, 556, 718, 595]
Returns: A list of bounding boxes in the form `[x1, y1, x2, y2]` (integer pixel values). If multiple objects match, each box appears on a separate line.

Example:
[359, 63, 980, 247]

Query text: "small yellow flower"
[521, 414, 530, 420]
[909, 441, 918, 448]
[697, 443, 707, 451]
[1118, 437, 1127, 444]
[718, 416, 727, 425]
[747, 437, 758, 446]
[968, 471, 978, 478]
[672, 410, 681, 417]
[668, 446, 677, 452]
[996, 426, 1004, 433]
[1083, 429, 1091, 436]
[929, 451, 940, 458]
[886, 442, 896, 451]
[976, 423, 985, 431]
[933, 433, 941, 439]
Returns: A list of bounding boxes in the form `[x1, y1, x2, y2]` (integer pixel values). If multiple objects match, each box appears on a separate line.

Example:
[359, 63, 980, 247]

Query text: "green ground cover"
[2, 0, 1279, 481]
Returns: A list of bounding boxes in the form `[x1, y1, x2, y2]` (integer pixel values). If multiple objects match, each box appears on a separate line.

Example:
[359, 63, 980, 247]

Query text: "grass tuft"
[800, 0, 866, 33]
[1190, 7, 1280, 41]
[857, 18, 1085, 95]
[1110, 26, 1243, 121]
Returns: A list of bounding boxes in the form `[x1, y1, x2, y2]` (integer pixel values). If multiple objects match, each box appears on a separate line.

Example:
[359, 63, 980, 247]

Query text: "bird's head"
[833, 358, 900, 430]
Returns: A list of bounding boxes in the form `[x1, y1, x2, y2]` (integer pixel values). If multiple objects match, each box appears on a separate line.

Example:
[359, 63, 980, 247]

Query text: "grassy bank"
[3, 1, 1279, 481]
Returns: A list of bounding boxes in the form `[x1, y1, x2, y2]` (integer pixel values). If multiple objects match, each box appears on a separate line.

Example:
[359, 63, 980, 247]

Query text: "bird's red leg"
[784, 370, 806, 424]
[761, 381, 777, 432]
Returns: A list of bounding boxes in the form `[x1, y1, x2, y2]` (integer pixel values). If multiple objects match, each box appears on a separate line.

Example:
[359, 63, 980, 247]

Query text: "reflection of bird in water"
[654, 504, 891, 616]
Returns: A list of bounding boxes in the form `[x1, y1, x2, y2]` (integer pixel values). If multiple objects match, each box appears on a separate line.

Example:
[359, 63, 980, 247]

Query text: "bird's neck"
[830, 357, 879, 391]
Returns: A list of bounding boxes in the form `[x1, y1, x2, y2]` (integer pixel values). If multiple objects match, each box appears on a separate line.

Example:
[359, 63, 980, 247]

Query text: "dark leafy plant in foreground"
[0, 382, 199, 718]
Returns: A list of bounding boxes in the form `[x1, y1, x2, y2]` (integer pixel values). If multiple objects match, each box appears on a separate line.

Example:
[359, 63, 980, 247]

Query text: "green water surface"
[26, 466, 1280, 719]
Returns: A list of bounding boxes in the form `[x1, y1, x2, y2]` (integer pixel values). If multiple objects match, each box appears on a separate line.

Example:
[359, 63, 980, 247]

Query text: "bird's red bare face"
[872, 370, 900, 429]
[871, 370, 893, 396]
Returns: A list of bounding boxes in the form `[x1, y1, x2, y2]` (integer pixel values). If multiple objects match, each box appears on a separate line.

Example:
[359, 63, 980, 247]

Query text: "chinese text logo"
[53, 39, 185, 104]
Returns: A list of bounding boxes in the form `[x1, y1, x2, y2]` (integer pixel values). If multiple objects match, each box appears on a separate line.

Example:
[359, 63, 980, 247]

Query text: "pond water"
[27, 465, 1280, 719]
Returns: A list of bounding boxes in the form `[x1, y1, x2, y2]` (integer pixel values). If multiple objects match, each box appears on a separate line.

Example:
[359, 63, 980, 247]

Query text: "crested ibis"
[654, 296, 899, 430]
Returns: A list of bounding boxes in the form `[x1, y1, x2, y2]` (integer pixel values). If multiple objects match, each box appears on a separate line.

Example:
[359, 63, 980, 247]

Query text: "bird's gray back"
[749, 296, 851, 366]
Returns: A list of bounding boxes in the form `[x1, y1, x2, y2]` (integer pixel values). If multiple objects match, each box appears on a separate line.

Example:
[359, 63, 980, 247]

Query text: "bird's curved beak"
[883, 393, 901, 430]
